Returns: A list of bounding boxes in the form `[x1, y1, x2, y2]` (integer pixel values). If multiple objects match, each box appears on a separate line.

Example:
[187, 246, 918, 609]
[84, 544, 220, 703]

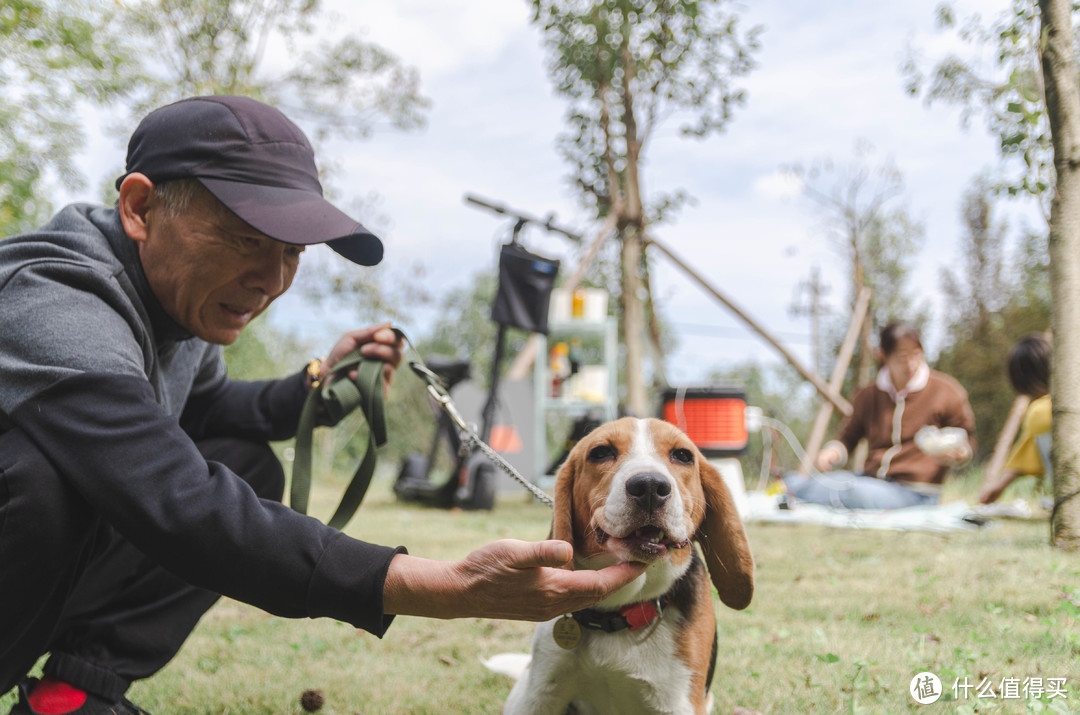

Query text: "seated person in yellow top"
[783, 322, 976, 509]
[979, 333, 1052, 504]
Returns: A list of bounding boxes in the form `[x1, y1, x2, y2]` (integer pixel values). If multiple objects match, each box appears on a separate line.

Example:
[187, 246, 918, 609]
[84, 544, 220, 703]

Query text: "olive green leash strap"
[291, 350, 388, 530]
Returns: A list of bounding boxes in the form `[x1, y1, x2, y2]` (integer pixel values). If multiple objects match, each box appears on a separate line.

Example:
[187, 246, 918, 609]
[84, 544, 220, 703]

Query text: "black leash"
[291, 347, 389, 530]
[289, 328, 554, 530]
[404, 347, 556, 508]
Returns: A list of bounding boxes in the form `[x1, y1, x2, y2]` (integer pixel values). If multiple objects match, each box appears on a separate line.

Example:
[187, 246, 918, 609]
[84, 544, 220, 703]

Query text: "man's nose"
[246, 250, 289, 295]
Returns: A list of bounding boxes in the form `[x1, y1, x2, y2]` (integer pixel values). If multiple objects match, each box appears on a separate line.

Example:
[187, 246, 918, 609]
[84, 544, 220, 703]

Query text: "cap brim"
[197, 177, 383, 266]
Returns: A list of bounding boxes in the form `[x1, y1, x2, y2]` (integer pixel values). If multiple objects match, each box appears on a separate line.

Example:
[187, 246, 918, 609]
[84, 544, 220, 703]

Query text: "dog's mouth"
[595, 525, 690, 560]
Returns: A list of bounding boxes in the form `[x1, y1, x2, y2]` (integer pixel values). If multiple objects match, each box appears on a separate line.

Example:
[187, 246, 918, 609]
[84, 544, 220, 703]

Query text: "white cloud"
[752, 171, 804, 200]
[323, 1, 534, 79]
[62, 0, 1046, 380]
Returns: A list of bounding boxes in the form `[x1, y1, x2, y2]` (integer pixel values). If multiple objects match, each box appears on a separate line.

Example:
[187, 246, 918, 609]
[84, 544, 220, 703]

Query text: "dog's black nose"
[626, 473, 672, 511]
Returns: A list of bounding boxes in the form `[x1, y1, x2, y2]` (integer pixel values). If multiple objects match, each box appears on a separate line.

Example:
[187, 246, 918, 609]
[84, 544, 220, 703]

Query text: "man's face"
[883, 337, 925, 390]
[136, 189, 304, 345]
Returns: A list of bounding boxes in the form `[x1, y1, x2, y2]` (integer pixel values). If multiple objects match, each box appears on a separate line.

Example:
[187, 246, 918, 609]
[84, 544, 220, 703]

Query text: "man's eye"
[587, 445, 617, 462]
[232, 235, 262, 252]
[671, 448, 694, 465]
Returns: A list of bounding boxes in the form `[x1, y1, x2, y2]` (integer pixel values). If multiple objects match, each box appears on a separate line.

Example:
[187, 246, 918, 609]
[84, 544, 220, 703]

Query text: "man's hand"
[321, 323, 403, 395]
[383, 540, 648, 621]
[814, 442, 846, 472]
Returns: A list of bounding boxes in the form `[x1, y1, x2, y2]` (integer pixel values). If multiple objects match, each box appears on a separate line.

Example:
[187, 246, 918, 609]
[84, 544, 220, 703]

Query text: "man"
[782, 322, 975, 509]
[0, 96, 644, 714]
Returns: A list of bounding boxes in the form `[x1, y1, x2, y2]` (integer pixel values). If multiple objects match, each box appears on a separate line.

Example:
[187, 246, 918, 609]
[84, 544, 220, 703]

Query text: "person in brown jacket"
[783, 322, 976, 509]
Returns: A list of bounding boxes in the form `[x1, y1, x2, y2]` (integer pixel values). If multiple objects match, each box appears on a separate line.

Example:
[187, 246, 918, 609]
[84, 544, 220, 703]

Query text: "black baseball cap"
[116, 95, 383, 266]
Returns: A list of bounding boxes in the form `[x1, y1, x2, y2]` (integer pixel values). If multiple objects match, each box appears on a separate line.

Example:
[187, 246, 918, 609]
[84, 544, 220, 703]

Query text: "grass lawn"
[4, 473, 1078, 714]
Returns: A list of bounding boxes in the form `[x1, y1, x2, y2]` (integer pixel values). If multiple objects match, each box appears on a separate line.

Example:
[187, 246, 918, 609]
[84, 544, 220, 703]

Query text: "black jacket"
[0, 204, 402, 635]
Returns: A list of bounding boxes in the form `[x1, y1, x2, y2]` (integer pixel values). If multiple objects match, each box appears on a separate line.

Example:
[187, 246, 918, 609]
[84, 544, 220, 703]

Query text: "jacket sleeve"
[836, 386, 870, 453]
[179, 345, 311, 442]
[11, 371, 405, 636]
[943, 379, 977, 454]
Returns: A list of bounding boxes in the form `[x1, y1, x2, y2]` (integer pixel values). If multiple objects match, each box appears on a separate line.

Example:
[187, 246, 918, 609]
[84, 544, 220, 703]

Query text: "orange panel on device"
[661, 392, 748, 455]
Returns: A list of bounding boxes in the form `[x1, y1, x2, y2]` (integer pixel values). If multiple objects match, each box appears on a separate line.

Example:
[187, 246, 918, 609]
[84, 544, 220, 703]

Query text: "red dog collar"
[572, 592, 673, 633]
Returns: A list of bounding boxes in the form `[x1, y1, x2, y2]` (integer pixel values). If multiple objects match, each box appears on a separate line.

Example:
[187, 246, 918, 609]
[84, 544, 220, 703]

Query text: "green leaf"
[1002, 132, 1026, 147]
[814, 653, 841, 664]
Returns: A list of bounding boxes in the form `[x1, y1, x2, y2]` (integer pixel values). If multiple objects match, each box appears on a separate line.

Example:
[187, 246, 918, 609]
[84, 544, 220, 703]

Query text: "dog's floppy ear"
[548, 443, 580, 567]
[696, 459, 754, 610]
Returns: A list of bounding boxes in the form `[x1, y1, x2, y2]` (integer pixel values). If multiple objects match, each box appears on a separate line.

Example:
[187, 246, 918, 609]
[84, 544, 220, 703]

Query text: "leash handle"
[291, 327, 555, 525]
[291, 349, 388, 530]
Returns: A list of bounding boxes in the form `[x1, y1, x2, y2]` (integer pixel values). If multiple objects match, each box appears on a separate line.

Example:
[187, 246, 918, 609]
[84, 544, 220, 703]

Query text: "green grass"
[4, 474, 1079, 714]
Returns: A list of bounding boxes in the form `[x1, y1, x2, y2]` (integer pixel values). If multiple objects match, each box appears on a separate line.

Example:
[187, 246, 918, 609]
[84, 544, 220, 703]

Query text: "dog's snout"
[625, 472, 672, 511]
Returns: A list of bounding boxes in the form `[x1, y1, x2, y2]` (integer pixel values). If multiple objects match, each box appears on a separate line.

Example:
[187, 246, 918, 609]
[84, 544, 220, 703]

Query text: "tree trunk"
[1039, 0, 1080, 551]
[620, 41, 649, 417]
[621, 226, 648, 415]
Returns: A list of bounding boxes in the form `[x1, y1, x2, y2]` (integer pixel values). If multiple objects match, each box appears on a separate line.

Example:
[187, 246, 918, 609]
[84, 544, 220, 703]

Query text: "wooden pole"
[506, 213, 618, 380]
[798, 287, 871, 473]
[646, 235, 852, 416]
[980, 395, 1030, 490]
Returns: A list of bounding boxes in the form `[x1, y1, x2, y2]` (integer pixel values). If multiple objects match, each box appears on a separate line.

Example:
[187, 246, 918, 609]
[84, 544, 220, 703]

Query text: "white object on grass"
[481, 653, 532, 680]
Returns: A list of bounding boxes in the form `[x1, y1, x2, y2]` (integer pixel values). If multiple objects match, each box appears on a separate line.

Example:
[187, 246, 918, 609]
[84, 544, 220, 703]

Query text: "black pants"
[0, 429, 285, 700]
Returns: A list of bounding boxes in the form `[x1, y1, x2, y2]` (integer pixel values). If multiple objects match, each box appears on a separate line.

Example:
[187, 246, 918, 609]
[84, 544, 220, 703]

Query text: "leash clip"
[409, 361, 446, 392]
[411, 364, 478, 439]
[424, 383, 472, 434]
[404, 347, 556, 508]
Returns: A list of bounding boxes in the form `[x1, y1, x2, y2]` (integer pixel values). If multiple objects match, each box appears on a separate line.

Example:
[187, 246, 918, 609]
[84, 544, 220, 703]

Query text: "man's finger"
[372, 326, 401, 346]
[324, 323, 393, 372]
[588, 561, 648, 592]
[552, 561, 648, 612]
[359, 341, 403, 367]
[508, 540, 574, 569]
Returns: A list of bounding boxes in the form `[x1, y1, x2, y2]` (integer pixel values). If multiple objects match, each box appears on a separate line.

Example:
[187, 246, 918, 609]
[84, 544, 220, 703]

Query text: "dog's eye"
[670, 448, 694, 465]
[587, 445, 617, 462]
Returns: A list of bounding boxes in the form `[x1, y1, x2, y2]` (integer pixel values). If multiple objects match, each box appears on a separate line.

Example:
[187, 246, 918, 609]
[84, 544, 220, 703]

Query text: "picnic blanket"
[739, 492, 981, 532]
[713, 459, 1040, 533]
[735, 491, 1038, 532]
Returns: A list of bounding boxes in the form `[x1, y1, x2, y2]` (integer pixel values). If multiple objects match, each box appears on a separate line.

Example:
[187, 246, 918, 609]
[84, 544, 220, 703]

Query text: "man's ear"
[117, 173, 155, 243]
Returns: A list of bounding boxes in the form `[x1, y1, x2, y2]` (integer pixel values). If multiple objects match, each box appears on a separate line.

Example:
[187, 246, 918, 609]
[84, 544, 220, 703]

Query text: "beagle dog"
[501, 417, 754, 715]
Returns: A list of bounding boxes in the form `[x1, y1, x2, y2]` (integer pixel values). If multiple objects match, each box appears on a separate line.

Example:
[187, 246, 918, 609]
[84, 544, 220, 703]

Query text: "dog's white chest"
[503, 614, 697, 715]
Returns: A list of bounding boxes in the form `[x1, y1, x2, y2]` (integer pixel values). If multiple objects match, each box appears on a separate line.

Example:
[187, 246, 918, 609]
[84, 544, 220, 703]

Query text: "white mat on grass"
[740, 491, 989, 532]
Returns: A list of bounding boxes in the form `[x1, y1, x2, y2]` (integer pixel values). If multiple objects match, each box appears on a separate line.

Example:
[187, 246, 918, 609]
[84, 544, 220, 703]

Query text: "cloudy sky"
[69, 0, 1044, 386]
[312, 0, 1045, 383]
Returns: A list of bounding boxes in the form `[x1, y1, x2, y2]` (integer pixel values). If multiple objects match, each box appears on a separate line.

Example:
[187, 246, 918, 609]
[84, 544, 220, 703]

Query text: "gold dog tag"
[552, 615, 582, 650]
